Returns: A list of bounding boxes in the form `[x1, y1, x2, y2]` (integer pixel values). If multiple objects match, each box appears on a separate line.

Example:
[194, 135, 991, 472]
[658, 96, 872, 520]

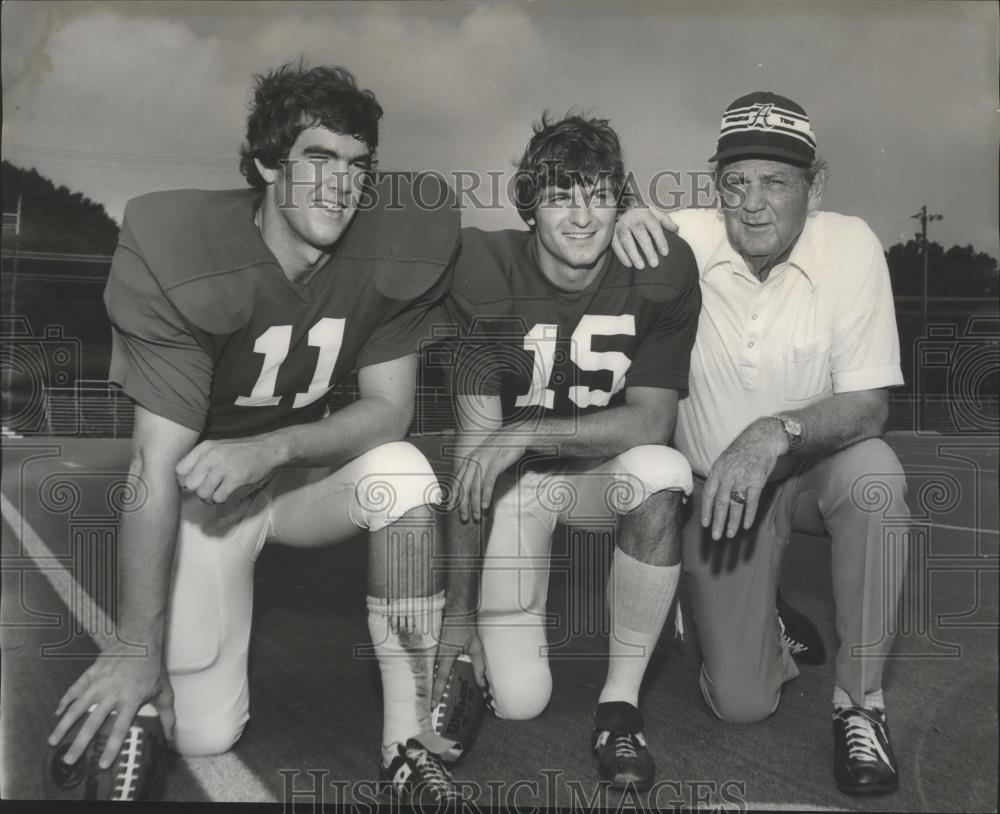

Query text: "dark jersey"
[104, 174, 459, 439]
[445, 228, 701, 422]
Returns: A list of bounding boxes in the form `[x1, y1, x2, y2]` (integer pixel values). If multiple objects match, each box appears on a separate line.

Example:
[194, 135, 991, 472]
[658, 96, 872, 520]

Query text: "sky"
[2, 0, 998, 257]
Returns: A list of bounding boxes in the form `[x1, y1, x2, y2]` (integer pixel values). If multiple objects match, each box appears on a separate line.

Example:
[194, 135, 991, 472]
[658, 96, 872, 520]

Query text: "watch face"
[785, 418, 803, 436]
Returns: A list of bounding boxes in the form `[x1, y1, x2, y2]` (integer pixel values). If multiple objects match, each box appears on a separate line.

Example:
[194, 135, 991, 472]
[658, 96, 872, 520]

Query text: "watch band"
[769, 414, 802, 453]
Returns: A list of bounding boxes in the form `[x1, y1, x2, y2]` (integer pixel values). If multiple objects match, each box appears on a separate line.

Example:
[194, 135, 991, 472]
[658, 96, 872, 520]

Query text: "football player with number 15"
[432, 114, 701, 790]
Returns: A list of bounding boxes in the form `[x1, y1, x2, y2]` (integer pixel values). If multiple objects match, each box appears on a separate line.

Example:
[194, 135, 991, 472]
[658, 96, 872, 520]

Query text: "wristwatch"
[768, 414, 803, 454]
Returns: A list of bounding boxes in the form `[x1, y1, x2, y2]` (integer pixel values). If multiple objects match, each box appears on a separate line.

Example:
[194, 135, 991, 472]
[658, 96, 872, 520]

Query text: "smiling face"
[530, 179, 618, 291]
[717, 158, 823, 276]
[256, 125, 371, 271]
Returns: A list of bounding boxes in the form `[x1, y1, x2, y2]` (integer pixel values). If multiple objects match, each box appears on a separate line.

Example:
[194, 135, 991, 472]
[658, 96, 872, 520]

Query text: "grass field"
[2, 432, 997, 811]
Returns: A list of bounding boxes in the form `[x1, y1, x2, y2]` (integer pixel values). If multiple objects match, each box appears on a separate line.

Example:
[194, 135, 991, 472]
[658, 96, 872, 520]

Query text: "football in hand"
[431, 654, 488, 761]
[45, 705, 166, 801]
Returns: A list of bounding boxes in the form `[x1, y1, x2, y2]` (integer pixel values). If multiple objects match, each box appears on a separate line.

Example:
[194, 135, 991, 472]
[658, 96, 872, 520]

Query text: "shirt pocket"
[783, 339, 831, 402]
[782, 293, 831, 402]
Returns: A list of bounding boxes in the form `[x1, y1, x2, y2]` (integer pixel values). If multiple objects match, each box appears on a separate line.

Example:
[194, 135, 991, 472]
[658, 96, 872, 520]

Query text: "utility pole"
[911, 205, 943, 330]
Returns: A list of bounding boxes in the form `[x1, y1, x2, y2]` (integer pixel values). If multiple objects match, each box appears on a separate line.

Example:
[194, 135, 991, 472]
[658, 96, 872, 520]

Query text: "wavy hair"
[513, 112, 626, 224]
[238, 61, 383, 188]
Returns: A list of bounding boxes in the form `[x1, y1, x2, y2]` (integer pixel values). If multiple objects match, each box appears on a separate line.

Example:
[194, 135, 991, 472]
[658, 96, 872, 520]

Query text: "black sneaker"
[381, 738, 462, 806]
[832, 706, 899, 795]
[592, 702, 656, 791]
[777, 590, 826, 665]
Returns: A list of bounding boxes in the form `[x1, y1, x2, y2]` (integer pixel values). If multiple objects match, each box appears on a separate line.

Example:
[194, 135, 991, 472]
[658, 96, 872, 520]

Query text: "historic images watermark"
[279, 767, 749, 812]
[272, 161, 744, 213]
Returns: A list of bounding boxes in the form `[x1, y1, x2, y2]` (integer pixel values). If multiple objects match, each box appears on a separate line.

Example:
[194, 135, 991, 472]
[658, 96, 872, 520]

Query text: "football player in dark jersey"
[431, 114, 701, 790]
[47, 63, 463, 804]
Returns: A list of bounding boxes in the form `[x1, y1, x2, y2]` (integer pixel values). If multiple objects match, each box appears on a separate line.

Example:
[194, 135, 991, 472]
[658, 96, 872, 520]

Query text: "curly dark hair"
[238, 61, 383, 189]
[513, 112, 626, 224]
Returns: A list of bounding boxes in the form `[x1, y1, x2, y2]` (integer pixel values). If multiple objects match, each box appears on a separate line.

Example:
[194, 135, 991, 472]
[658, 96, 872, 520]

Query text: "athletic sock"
[367, 591, 444, 766]
[833, 686, 885, 711]
[599, 549, 680, 707]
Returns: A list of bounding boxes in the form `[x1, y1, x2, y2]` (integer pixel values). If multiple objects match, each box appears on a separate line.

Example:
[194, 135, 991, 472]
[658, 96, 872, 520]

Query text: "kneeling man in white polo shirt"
[613, 91, 909, 796]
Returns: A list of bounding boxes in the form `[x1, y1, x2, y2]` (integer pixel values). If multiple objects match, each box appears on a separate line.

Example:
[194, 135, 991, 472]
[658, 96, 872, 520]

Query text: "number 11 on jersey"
[235, 317, 346, 408]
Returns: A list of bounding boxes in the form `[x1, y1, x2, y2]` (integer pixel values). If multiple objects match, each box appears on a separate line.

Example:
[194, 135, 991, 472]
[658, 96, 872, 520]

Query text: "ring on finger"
[730, 489, 748, 505]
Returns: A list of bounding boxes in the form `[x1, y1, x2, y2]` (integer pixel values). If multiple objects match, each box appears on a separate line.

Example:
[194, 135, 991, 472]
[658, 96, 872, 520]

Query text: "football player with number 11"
[47, 63, 464, 805]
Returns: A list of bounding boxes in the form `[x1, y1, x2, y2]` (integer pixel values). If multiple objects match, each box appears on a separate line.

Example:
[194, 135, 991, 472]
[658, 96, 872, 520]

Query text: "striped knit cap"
[709, 91, 816, 167]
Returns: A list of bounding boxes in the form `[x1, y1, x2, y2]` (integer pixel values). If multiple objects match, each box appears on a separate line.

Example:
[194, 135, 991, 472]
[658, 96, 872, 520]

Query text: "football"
[431, 654, 488, 762]
[44, 704, 166, 801]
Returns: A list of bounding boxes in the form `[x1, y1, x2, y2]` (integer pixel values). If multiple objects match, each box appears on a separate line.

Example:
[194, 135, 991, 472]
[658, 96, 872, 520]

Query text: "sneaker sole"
[604, 769, 654, 792]
[836, 779, 899, 796]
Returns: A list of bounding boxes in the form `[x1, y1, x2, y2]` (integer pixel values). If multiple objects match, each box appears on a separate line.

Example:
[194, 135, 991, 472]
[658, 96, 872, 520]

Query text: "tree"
[1, 161, 119, 254]
[885, 239, 998, 299]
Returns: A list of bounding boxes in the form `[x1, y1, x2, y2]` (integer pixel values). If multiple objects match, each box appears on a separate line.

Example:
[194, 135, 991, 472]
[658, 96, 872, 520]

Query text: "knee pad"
[167, 501, 251, 674]
[613, 446, 693, 509]
[487, 661, 553, 721]
[479, 614, 552, 720]
[171, 716, 247, 758]
[353, 442, 442, 531]
[165, 583, 222, 675]
[169, 660, 250, 757]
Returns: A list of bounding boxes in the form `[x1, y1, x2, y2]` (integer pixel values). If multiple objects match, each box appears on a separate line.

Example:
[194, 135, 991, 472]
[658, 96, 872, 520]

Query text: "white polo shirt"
[671, 208, 904, 477]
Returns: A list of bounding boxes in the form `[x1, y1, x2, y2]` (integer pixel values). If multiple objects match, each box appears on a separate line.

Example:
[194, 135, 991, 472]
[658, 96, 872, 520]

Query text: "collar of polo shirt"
[701, 209, 820, 290]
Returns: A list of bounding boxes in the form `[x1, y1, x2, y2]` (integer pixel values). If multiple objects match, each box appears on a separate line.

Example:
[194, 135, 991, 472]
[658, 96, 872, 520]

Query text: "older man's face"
[718, 159, 820, 272]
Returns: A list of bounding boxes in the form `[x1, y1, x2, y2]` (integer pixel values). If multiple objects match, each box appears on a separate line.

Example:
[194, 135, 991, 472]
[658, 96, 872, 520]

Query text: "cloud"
[3, 7, 248, 221]
[1, 2, 56, 94]
[1, 1, 996, 254]
[6, 9, 238, 154]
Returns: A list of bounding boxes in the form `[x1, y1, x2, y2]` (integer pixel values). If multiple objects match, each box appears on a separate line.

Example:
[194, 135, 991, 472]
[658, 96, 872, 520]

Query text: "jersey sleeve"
[829, 221, 905, 393]
[356, 254, 456, 369]
[440, 230, 511, 398]
[103, 241, 213, 431]
[625, 239, 702, 391]
[449, 299, 507, 399]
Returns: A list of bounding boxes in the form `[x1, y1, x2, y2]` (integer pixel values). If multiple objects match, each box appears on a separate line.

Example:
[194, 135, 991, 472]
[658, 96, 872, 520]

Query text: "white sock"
[367, 591, 444, 766]
[599, 550, 680, 707]
[833, 686, 885, 711]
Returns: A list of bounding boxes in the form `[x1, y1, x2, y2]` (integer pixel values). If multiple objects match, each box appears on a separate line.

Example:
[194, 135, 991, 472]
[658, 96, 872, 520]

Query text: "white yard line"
[923, 521, 1000, 536]
[181, 754, 277, 802]
[0, 491, 278, 803]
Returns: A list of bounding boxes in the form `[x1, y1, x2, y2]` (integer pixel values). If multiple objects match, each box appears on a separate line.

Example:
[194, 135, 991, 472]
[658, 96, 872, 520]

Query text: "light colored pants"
[164, 441, 440, 756]
[682, 438, 910, 722]
[479, 445, 692, 720]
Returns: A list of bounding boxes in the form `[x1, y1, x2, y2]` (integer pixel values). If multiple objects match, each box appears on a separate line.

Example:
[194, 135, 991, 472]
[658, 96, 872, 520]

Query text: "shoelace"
[430, 690, 447, 731]
[407, 745, 459, 800]
[778, 617, 809, 654]
[841, 711, 892, 768]
[614, 733, 639, 760]
[595, 730, 646, 761]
